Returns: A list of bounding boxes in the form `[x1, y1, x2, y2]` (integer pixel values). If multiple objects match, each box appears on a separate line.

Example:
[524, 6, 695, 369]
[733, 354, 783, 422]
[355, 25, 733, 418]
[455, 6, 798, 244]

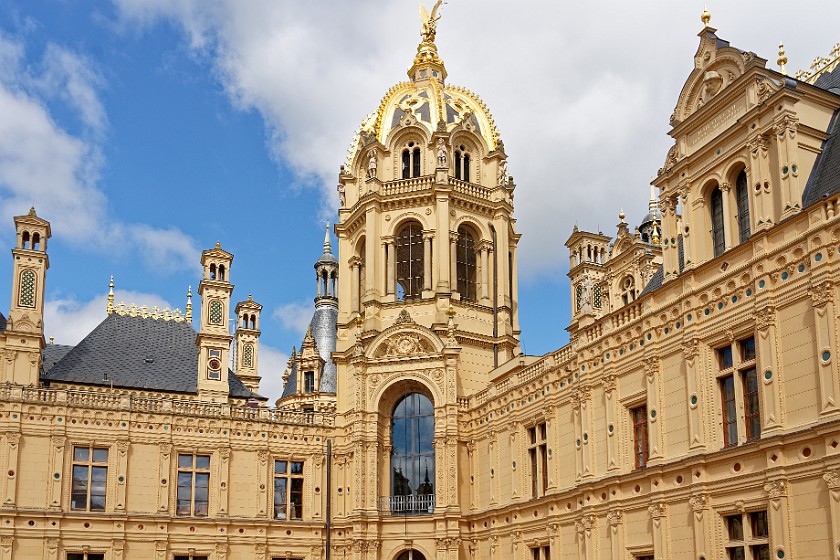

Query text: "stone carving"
[498, 160, 508, 187]
[682, 338, 700, 361]
[755, 306, 776, 330]
[380, 333, 429, 357]
[394, 309, 415, 325]
[824, 470, 840, 489]
[336, 183, 346, 206]
[437, 138, 448, 167]
[689, 494, 708, 512]
[764, 480, 786, 498]
[579, 272, 593, 310]
[607, 510, 622, 526]
[602, 374, 616, 395]
[367, 148, 378, 179]
[648, 501, 667, 519]
[698, 70, 723, 106]
[809, 282, 834, 307]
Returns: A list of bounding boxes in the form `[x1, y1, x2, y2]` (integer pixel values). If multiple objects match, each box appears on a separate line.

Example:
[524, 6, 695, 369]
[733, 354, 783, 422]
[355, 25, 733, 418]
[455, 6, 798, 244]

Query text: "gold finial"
[106, 275, 115, 315]
[215, 241, 221, 249]
[185, 286, 193, 322]
[28, 206, 36, 217]
[701, 6, 711, 27]
[247, 294, 253, 302]
[49, 336, 54, 345]
[778, 43, 788, 75]
[355, 314, 363, 327]
[618, 209, 626, 221]
[447, 304, 455, 318]
[419, 1, 444, 43]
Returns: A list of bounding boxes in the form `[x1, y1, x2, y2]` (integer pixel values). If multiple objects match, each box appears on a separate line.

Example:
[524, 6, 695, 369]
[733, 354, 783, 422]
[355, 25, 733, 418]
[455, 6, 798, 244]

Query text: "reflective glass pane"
[92, 448, 109, 463]
[178, 454, 193, 468]
[291, 461, 303, 474]
[195, 455, 210, 470]
[74, 447, 89, 462]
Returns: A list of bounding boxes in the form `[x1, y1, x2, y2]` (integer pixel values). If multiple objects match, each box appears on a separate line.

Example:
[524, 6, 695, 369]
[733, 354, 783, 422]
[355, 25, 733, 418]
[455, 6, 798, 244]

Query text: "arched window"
[735, 170, 750, 243]
[456, 226, 477, 302]
[358, 244, 366, 310]
[454, 146, 470, 182]
[620, 275, 636, 306]
[391, 393, 435, 514]
[396, 551, 427, 560]
[209, 263, 217, 280]
[396, 221, 424, 300]
[32, 233, 40, 250]
[21, 231, 29, 249]
[710, 186, 725, 257]
[401, 143, 422, 179]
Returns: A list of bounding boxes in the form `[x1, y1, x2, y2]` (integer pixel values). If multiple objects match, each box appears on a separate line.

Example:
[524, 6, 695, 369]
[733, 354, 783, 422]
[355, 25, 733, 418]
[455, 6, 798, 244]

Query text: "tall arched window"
[620, 275, 636, 306]
[456, 226, 477, 302]
[710, 186, 725, 257]
[454, 145, 470, 182]
[396, 551, 427, 560]
[396, 221, 424, 300]
[391, 393, 435, 514]
[401, 144, 422, 179]
[735, 170, 750, 243]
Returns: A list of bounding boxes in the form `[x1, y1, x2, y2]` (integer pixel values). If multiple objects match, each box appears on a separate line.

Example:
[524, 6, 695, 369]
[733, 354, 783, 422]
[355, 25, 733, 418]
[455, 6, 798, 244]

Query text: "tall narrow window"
[71, 446, 108, 511]
[740, 338, 760, 441]
[303, 371, 315, 393]
[454, 146, 470, 181]
[528, 422, 548, 497]
[274, 460, 304, 520]
[413, 147, 421, 177]
[401, 144, 421, 178]
[620, 275, 636, 306]
[736, 170, 750, 243]
[711, 186, 725, 257]
[720, 375, 738, 446]
[177, 453, 210, 517]
[454, 151, 462, 179]
[402, 149, 411, 179]
[718, 336, 760, 447]
[18, 269, 36, 308]
[631, 406, 649, 468]
[396, 221, 424, 300]
[390, 393, 435, 514]
[456, 226, 477, 302]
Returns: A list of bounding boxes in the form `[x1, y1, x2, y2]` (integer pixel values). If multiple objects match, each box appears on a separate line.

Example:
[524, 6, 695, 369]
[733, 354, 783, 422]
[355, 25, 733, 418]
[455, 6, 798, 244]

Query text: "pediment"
[367, 310, 444, 359]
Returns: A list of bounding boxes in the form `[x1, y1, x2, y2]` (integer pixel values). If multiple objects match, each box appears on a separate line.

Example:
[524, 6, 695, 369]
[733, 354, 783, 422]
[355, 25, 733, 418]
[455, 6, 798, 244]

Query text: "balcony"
[379, 494, 435, 515]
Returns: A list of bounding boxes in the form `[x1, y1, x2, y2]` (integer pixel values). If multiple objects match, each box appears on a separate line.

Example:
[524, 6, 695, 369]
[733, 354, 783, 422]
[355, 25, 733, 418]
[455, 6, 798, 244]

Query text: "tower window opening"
[209, 263, 217, 280]
[401, 146, 422, 179]
[735, 170, 750, 244]
[413, 147, 421, 177]
[456, 226, 477, 302]
[218, 264, 225, 281]
[396, 221, 424, 300]
[390, 392, 435, 515]
[32, 232, 40, 250]
[454, 147, 471, 182]
[21, 231, 29, 249]
[710, 186, 725, 257]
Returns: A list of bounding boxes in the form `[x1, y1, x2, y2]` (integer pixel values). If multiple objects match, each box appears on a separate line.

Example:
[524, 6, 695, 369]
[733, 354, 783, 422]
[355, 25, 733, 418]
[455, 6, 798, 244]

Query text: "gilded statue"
[419, 1, 444, 43]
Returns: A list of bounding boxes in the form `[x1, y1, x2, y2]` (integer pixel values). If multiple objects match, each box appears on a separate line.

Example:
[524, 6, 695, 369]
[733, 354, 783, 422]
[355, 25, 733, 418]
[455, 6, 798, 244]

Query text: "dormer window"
[401, 142, 421, 179]
[303, 371, 315, 393]
[454, 145, 470, 182]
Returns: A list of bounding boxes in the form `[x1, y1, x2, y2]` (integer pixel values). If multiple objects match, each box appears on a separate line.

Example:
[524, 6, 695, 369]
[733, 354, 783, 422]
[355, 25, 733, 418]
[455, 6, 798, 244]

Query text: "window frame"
[735, 170, 751, 244]
[273, 459, 305, 520]
[723, 509, 770, 560]
[70, 445, 109, 512]
[395, 221, 425, 300]
[456, 226, 477, 302]
[631, 405, 649, 469]
[710, 186, 726, 257]
[527, 422, 548, 497]
[176, 453, 211, 517]
[717, 336, 760, 448]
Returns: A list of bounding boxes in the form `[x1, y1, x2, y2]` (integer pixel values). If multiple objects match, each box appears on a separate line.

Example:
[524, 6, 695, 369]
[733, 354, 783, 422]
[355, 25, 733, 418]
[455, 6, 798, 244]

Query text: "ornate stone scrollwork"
[648, 502, 667, 519]
[755, 306, 776, 330]
[689, 494, 709, 512]
[764, 480, 787, 498]
[607, 510, 622, 526]
[378, 332, 430, 357]
[809, 282, 834, 307]
[824, 470, 840, 489]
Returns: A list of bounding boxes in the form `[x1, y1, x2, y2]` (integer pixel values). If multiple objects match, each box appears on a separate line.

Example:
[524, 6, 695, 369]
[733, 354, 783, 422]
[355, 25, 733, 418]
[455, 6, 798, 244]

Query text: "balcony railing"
[379, 494, 435, 515]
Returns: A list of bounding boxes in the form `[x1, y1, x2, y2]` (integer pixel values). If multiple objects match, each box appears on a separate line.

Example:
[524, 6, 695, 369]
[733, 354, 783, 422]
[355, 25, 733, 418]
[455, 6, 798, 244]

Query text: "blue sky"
[1, 1, 839, 402]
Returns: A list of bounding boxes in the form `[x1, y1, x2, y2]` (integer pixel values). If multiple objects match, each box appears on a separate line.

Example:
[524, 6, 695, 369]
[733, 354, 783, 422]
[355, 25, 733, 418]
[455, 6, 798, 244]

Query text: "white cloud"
[271, 300, 312, 337]
[0, 30, 199, 272]
[111, 0, 840, 280]
[256, 343, 289, 405]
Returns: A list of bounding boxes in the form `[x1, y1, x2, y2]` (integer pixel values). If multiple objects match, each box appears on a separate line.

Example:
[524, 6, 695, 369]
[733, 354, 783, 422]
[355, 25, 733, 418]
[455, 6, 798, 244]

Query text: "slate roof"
[311, 304, 338, 393]
[639, 235, 684, 297]
[280, 355, 298, 399]
[802, 109, 840, 208]
[814, 63, 840, 93]
[41, 313, 263, 400]
[0, 311, 6, 332]
[41, 343, 74, 374]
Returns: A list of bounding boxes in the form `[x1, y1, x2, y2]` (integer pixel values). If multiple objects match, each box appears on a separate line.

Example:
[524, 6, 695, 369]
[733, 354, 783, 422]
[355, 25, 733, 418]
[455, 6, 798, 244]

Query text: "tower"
[234, 295, 262, 394]
[3, 208, 51, 385]
[196, 242, 234, 402]
[565, 226, 611, 327]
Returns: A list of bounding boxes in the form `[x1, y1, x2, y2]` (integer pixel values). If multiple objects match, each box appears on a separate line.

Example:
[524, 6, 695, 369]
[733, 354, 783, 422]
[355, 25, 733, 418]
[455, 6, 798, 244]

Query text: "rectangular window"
[303, 371, 315, 393]
[71, 446, 108, 511]
[176, 453, 210, 517]
[67, 554, 105, 560]
[718, 336, 760, 447]
[724, 510, 769, 560]
[530, 546, 550, 560]
[174, 556, 209, 560]
[274, 460, 304, 520]
[527, 423, 548, 497]
[631, 405, 649, 468]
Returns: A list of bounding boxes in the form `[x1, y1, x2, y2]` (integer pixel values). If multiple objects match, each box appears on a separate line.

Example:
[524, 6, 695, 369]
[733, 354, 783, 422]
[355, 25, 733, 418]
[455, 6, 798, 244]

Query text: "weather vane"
[419, 1, 444, 43]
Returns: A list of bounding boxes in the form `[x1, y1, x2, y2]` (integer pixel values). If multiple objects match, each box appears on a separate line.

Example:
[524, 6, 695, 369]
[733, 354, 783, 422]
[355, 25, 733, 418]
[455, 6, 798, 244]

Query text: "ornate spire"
[185, 286, 193, 322]
[409, 1, 447, 84]
[648, 185, 658, 216]
[778, 43, 788, 75]
[700, 6, 711, 28]
[107, 275, 115, 315]
[323, 222, 332, 255]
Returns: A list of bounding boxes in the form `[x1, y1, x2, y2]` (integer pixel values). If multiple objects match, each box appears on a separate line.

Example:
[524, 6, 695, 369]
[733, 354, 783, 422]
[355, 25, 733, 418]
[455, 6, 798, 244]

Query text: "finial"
[185, 286, 193, 322]
[778, 43, 788, 75]
[247, 293, 253, 302]
[447, 304, 455, 318]
[355, 314, 363, 327]
[619, 209, 626, 221]
[649, 185, 658, 214]
[107, 275, 115, 315]
[651, 223, 661, 245]
[419, 1, 444, 43]
[49, 336, 54, 345]
[323, 222, 332, 254]
[28, 206, 36, 217]
[701, 6, 711, 27]
[215, 241, 221, 249]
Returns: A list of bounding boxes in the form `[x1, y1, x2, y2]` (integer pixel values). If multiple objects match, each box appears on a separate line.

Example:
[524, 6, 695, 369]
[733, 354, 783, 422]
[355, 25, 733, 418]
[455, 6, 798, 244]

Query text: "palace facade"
[1, 7, 840, 560]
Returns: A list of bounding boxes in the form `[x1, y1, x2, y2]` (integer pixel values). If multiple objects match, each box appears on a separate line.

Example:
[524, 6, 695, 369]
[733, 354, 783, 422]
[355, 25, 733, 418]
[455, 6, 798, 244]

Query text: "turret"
[196, 242, 234, 402]
[234, 295, 262, 394]
[3, 208, 51, 385]
[565, 226, 610, 326]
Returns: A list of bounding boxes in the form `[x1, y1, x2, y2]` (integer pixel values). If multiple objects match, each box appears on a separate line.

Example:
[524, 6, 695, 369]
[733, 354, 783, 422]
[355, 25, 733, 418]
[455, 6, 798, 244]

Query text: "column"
[0, 536, 12, 560]
[755, 306, 784, 432]
[436, 193, 451, 291]
[480, 244, 490, 303]
[385, 239, 395, 296]
[112, 540, 125, 560]
[488, 432, 498, 505]
[689, 495, 710, 560]
[683, 339, 705, 449]
[603, 374, 619, 471]
[218, 448, 230, 516]
[810, 282, 839, 414]
[155, 541, 167, 560]
[45, 538, 59, 560]
[649, 502, 668, 560]
[823, 469, 840, 559]
[544, 407, 556, 489]
[680, 190, 693, 267]
[661, 195, 679, 279]
[607, 511, 623, 560]
[423, 233, 433, 292]
[720, 182, 733, 251]
[114, 440, 129, 511]
[510, 423, 519, 498]
[3, 433, 20, 507]
[364, 208, 377, 297]
[350, 258, 360, 312]
[158, 443, 172, 513]
[575, 515, 595, 560]
[764, 480, 790, 560]
[257, 450, 269, 517]
[48, 436, 66, 509]
[775, 115, 801, 216]
[450, 232, 458, 292]
[645, 357, 664, 462]
[572, 391, 584, 481]
[467, 441, 477, 510]
[749, 135, 773, 230]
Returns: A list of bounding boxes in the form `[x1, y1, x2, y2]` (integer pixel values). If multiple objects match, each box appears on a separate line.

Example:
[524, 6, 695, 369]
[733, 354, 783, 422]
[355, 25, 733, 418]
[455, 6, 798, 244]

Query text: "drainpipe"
[325, 438, 332, 559]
